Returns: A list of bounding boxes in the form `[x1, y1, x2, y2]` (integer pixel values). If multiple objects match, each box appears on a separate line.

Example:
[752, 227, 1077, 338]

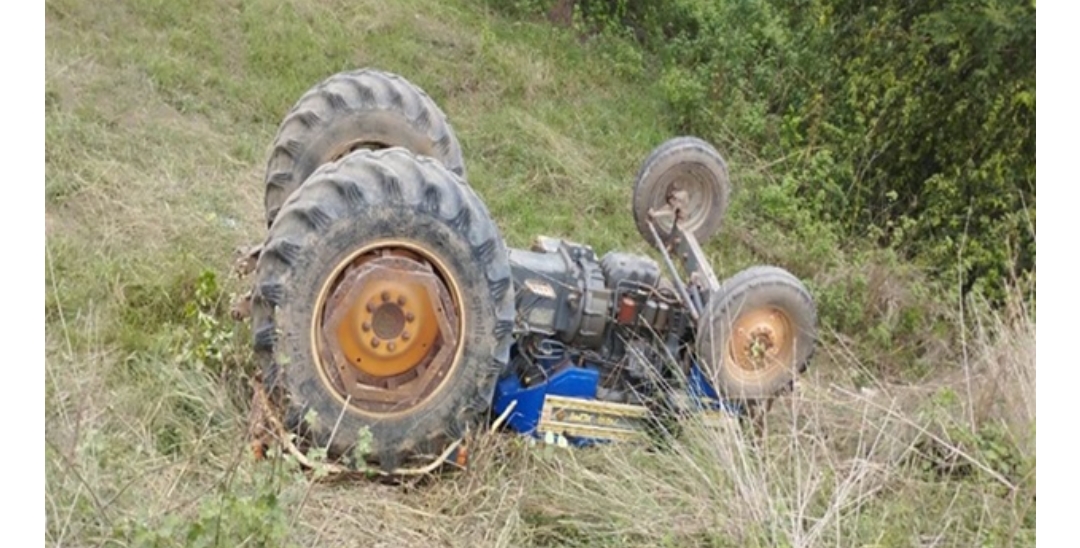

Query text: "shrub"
[533, 0, 1035, 301]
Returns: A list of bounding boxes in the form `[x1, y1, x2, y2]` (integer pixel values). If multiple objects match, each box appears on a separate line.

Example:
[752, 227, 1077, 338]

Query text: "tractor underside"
[232, 68, 818, 475]
[497, 236, 718, 445]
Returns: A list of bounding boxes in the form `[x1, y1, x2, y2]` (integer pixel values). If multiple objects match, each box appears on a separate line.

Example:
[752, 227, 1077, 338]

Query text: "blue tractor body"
[492, 342, 736, 447]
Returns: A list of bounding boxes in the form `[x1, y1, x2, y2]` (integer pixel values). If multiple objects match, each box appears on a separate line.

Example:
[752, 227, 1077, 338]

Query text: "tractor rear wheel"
[696, 266, 816, 402]
[263, 69, 465, 226]
[251, 148, 513, 471]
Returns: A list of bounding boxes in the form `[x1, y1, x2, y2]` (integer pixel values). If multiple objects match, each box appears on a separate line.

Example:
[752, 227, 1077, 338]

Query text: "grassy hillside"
[45, 0, 1035, 545]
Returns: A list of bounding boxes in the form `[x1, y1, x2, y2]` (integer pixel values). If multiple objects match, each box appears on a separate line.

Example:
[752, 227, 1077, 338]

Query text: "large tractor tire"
[633, 136, 731, 247]
[251, 148, 514, 471]
[263, 69, 465, 226]
[696, 266, 816, 402]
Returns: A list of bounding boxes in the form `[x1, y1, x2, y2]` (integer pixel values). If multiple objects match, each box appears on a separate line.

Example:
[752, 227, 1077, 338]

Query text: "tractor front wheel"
[632, 136, 731, 247]
[696, 266, 816, 402]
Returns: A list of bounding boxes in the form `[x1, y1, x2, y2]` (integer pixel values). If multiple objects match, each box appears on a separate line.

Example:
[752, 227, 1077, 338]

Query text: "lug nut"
[397, 296, 407, 306]
[361, 322, 371, 332]
[366, 302, 375, 312]
[387, 342, 397, 351]
[381, 291, 391, 302]
[401, 331, 411, 341]
[405, 312, 415, 323]
[371, 337, 380, 348]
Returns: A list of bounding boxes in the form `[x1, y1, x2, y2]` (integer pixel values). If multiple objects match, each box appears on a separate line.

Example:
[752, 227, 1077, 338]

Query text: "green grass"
[45, 0, 1035, 545]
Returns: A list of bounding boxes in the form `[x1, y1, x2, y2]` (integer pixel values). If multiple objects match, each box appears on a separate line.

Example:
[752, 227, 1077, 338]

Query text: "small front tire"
[696, 266, 816, 402]
[632, 136, 732, 247]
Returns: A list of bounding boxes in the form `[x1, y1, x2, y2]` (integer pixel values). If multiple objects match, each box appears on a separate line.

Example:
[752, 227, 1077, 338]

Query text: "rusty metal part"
[726, 307, 795, 383]
[322, 257, 447, 378]
[233, 244, 262, 278]
[231, 289, 253, 321]
[616, 296, 638, 325]
[231, 244, 263, 323]
[314, 243, 463, 415]
[247, 375, 275, 461]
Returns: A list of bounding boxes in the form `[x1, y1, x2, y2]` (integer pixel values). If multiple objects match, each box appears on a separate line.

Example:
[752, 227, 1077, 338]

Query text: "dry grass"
[271, 294, 1034, 547]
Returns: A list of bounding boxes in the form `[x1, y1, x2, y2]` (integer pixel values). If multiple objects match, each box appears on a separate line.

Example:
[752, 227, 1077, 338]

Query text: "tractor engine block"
[508, 237, 689, 362]
[509, 237, 611, 349]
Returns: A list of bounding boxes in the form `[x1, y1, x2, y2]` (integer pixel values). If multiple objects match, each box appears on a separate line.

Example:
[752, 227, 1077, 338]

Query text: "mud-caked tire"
[696, 266, 816, 402]
[263, 69, 465, 226]
[251, 148, 513, 471]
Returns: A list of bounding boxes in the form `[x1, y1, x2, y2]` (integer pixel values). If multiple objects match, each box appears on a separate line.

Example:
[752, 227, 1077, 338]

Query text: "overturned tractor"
[234, 69, 817, 474]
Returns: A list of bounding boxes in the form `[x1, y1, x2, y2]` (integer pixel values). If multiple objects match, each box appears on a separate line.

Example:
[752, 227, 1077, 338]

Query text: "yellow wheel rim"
[725, 306, 795, 383]
[310, 239, 465, 416]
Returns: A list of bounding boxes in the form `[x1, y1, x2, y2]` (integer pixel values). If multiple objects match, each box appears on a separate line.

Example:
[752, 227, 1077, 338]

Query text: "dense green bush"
[519, 0, 1035, 300]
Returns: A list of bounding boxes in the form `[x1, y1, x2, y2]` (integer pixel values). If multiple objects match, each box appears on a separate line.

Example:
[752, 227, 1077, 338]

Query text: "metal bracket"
[646, 212, 722, 321]
[671, 223, 721, 295]
[646, 220, 700, 321]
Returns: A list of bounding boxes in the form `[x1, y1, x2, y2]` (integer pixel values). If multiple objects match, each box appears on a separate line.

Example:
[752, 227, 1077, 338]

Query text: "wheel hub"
[654, 165, 717, 232]
[727, 307, 794, 378]
[318, 249, 460, 413]
[371, 301, 406, 340]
